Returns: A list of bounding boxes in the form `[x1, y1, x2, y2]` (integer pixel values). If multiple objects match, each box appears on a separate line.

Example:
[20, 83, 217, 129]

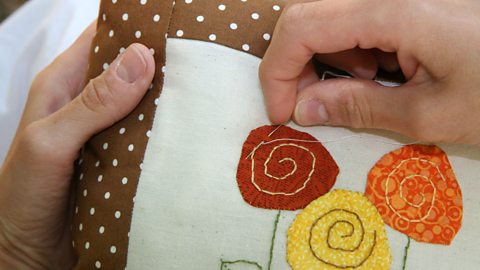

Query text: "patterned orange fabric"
[236, 125, 339, 210]
[365, 145, 463, 245]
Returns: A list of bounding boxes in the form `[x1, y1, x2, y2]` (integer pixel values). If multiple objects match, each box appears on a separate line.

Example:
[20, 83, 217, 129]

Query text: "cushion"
[72, 0, 480, 269]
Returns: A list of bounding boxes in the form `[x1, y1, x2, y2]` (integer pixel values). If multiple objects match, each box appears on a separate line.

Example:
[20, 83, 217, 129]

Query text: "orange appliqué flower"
[365, 144, 463, 245]
[236, 125, 339, 210]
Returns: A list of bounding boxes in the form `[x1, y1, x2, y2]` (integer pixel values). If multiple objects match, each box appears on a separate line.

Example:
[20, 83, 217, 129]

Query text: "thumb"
[293, 78, 431, 137]
[44, 43, 155, 152]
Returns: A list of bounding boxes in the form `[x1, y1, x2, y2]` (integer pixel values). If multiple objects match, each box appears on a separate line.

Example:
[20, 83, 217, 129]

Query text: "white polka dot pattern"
[169, 0, 283, 57]
[72, 0, 175, 269]
[73, 0, 285, 269]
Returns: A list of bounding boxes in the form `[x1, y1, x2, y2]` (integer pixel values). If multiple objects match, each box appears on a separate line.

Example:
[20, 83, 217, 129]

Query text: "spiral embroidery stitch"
[365, 145, 463, 245]
[236, 125, 339, 210]
[287, 190, 392, 270]
[251, 142, 316, 196]
[385, 157, 444, 223]
[309, 209, 376, 269]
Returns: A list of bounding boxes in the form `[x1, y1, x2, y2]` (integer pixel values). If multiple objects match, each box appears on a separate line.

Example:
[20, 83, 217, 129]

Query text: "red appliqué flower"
[236, 125, 339, 210]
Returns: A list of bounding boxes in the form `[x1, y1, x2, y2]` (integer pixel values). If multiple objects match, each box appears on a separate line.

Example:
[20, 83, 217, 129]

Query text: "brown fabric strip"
[169, 0, 285, 58]
[72, 1, 174, 269]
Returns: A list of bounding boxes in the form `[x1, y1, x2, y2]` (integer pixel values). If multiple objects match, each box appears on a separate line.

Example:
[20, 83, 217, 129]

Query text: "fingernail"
[295, 99, 329, 125]
[116, 44, 147, 83]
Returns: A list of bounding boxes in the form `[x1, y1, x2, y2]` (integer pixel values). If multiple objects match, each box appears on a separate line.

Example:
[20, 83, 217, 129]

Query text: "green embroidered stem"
[268, 210, 281, 270]
[220, 259, 263, 270]
[402, 236, 411, 270]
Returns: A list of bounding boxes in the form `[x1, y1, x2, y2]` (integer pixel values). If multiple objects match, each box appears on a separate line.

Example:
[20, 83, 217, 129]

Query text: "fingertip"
[108, 43, 155, 93]
[262, 83, 298, 125]
[294, 79, 375, 128]
[131, 43, 155, 66]
[265, 93, 294, 124]
[293, 99, 329, 126]
[267, 109, 292, 125]
[128, 43, 156, 84]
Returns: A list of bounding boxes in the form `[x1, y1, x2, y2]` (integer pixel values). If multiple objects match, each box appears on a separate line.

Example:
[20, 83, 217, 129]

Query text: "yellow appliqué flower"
[287, 190, 392, 270]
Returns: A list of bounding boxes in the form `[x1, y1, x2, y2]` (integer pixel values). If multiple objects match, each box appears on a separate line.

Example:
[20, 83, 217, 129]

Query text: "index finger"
[259, 0, 402, 124]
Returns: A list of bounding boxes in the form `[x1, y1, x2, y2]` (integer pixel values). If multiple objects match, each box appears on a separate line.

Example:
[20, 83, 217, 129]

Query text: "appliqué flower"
[236, 125, 339, 210]
[287, 190, 392, 270]
[365, 145, 463, 245]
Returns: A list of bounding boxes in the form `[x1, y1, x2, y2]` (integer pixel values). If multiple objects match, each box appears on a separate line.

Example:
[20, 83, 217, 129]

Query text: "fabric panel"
[127, 38, 480, 270]
[72, 0, 174, 269]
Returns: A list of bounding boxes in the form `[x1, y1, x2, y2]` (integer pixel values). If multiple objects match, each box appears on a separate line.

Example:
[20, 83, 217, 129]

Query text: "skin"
[0, 23, 155, 269]
[260, 0, 480, 144]
[0, 0, 479, 268]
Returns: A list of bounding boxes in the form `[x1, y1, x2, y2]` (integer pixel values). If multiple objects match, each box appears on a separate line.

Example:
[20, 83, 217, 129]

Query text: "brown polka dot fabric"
[73, 0, 174, 269]
[169, 0, 284, 58]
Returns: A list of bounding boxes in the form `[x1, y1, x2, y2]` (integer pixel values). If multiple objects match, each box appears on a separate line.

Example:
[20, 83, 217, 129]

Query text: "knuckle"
[29, 69, 52, 96]
[80, 76, 114, 114]
[18, 122, 57, 161]
[279, 3, 309, 35]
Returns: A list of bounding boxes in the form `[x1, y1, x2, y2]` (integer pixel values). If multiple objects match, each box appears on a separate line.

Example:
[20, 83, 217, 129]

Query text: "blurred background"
[0, 0, 27, 22]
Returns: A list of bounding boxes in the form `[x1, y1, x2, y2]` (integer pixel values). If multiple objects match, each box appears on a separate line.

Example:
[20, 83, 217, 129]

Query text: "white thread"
[385, 158, 445, 223]
[268, 125, 283, 137]
[321, 70, 352, 80]
[264, 147, 302, 180]
[250, 142, 316, 196]
[245, 136, 416, 160]
[267, 158, 297, 179]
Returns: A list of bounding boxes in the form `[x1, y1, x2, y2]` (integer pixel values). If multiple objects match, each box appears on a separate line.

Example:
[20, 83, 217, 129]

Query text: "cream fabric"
[128, 38, 480, 270]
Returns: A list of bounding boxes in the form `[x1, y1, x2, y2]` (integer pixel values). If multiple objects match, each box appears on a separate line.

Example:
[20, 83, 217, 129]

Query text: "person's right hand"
[260, 0, 480, 145]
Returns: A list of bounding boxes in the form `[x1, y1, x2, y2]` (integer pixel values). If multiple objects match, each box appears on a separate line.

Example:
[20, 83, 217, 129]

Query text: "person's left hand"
[0, 23, 155, 269]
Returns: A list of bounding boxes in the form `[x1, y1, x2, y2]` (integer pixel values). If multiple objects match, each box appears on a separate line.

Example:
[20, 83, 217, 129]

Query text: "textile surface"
[2, 0, 479, 269]
[366, 145, 462, 245]
[287, 190, 391, 270]
[236, 125, 339, 210]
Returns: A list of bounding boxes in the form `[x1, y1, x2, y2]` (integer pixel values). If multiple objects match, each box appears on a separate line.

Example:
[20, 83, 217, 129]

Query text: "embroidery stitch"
[365, 144, 463, 245]
[220, 259, 263, 270]
[237, 125, 339, 211]
[308, 209, 377, 269]
[218, 210, 280, 270]
[267, 210, 281, 270]
[244, 136, 418, 160]
[229, 125, 339, 269]
[251, 143, 316, 196]
[385, 158, 445, 223]
[287, 190, 392, 270]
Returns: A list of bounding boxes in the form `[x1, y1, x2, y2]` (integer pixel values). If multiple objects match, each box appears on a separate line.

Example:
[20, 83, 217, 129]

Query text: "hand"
[260, 0, 480, 144]
[0, 23, 155, 269]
